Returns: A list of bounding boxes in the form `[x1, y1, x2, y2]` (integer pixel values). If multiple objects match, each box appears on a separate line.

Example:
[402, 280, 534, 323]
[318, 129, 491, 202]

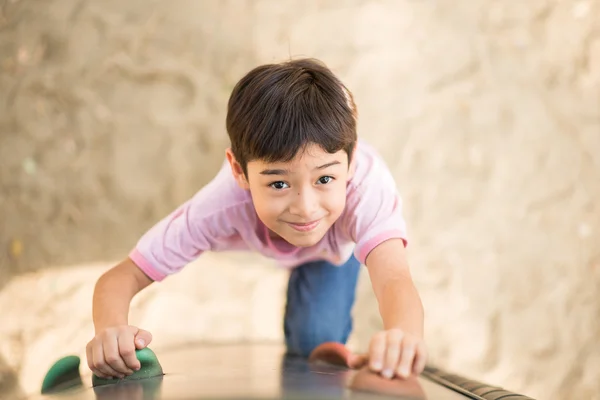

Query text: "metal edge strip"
[422, 365, 536, 400]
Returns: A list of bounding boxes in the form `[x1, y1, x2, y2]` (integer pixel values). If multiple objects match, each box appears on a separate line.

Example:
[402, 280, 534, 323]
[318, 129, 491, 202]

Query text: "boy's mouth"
[286, 219, 321, 232]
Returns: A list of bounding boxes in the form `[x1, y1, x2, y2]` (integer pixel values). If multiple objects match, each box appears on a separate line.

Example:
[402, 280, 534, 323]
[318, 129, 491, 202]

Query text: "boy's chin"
[289, 238, 320, 248]
[283, 232, 326, 248]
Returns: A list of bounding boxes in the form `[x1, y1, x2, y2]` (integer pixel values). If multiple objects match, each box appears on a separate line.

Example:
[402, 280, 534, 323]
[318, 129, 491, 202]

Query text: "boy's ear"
[226, 148, 250, 190]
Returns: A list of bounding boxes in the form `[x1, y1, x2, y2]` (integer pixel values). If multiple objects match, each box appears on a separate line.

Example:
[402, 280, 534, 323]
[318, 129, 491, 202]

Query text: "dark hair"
[226, 58, 357, 175]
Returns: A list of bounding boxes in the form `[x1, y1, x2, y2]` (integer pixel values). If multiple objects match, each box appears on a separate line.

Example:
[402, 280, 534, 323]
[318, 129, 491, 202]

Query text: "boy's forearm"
[92, 259, 152, 333]
[365, 239, 424, 338]
[93, 274, 132, 333]
[377, 278, 424, 338]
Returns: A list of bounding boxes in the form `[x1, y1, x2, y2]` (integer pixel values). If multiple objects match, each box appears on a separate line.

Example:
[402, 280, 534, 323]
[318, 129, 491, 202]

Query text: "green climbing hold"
[92, 347, 164, 387]
[41, 355, 83, 394]
[41, 347, 164, 394]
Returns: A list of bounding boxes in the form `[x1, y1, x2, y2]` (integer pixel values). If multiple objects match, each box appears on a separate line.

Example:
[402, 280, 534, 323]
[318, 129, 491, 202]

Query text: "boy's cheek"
[256, 203, 278, 222]
[255, 197, 284, 221]
[326, 190, 347, 216]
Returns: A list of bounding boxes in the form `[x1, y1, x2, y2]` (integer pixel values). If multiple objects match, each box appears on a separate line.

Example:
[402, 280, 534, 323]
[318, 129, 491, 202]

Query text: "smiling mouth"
[286, 219, 322, 232]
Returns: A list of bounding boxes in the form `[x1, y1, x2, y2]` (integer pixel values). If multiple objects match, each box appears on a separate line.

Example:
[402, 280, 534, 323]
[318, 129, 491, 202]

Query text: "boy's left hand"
[367, 328, 428, 380]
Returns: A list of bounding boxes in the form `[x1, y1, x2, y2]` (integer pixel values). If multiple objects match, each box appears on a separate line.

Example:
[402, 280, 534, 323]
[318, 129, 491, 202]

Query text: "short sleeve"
[129, 165, 242, 281]
[343, 161, 408, 265]
[129, 201, 207, 281]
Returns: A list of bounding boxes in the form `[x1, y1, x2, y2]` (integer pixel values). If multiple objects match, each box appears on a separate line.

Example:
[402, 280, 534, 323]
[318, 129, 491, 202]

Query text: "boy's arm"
[88, 164, 240, 379]
[363, 238, 427, 379]
[92, 258, 154, 333]
[364, 238, 423, 337]
[87, 258, 155, 378]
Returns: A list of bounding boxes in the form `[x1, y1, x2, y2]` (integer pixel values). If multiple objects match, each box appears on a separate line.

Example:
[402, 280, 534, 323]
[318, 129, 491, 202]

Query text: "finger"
[412, 342, 428, 375]
[368, 332, 386, 372]
[86, 343, 108, 378]
[382, 329, 403, 379]
[93, 371, 110, 379]
[117, 330, 138, 374]
[93, 341, 120, 378]
[86, 343, 94, 372]
[134, 329, 152, 349]
[103, 334, 130, 377]
[396, 339, 417, 379]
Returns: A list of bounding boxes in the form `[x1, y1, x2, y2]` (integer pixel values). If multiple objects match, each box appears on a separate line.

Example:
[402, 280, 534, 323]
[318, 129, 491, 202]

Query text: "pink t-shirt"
[129, 140, 408, 282]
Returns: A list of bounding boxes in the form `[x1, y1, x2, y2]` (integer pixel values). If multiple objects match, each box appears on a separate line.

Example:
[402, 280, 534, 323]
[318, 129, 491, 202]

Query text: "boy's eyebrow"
[315, 161, 341, 170]
[260, 161, 341, 175]
[259, 161, 341, 176]
[260, 168, 289, 175]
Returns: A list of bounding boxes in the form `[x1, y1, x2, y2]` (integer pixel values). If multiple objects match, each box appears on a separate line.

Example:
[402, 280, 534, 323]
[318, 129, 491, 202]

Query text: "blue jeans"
[283, 254, 361, 357]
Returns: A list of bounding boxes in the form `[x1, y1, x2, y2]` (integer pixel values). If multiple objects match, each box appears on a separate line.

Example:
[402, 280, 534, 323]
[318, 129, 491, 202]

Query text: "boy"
[86, 58, 427, 382]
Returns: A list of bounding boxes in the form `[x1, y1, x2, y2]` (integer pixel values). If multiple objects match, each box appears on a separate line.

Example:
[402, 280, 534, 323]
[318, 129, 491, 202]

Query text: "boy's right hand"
[86, 325, 152, 379]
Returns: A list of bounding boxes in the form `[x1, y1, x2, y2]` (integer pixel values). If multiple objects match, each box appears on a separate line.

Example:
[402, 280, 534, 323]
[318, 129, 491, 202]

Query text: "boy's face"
[227, 143, 354, 248]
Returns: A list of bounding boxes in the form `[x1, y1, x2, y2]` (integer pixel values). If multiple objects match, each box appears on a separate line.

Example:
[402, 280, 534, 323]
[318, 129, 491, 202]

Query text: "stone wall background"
[1, 1, 599, 399]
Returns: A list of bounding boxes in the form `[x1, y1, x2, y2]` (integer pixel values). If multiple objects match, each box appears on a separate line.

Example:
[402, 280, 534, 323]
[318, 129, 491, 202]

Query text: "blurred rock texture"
[1, 1, 599, 399]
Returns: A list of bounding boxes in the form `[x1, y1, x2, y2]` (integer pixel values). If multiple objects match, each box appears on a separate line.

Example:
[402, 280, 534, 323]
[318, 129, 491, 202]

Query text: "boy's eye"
[269, 181, 289, 190]
[317, 176, 334, 185]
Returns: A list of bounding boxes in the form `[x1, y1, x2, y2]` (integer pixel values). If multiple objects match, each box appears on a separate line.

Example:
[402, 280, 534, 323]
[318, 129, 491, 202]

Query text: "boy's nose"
[289, 189, 319, 219]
